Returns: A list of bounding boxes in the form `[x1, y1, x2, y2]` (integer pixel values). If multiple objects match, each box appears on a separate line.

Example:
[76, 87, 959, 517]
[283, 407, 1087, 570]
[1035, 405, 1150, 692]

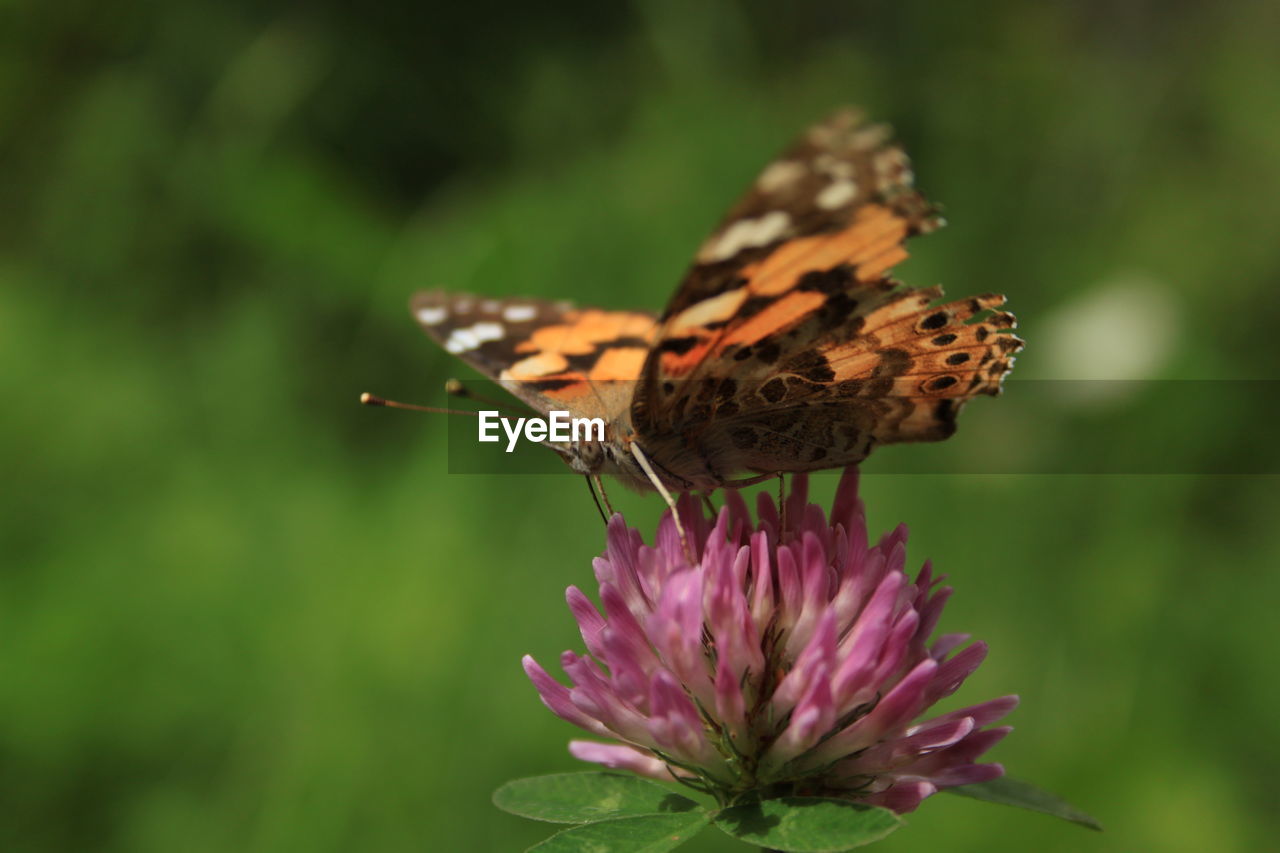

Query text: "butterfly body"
[412, 109, 1023, 493]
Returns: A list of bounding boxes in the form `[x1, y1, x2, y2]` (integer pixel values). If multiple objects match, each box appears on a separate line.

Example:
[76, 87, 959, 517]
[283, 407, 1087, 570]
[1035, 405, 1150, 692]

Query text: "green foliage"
[496, 773, 903, 851]
[2, 1, 1279, 852]
[493, 773, 702, 824]
[713, 797, 902, 851]
[528, 812, 712, 853]
[495, 773, 1097, 850]
[945, 778, 1102, 831]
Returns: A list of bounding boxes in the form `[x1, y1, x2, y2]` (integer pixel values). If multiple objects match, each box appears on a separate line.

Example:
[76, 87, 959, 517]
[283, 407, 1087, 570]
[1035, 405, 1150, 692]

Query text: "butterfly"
[410, 109, 1023, 500]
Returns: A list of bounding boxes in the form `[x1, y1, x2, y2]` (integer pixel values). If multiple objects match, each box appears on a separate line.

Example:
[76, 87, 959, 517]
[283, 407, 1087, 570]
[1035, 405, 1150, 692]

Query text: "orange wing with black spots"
[410, 290, 656, 421]
[630, 109, 1022, 481]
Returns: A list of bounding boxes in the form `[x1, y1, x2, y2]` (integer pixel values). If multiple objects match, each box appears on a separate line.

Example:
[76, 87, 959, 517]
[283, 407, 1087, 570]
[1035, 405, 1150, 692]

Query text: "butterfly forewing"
[410, 290, 656, 422]
[658, 108, 940, 321]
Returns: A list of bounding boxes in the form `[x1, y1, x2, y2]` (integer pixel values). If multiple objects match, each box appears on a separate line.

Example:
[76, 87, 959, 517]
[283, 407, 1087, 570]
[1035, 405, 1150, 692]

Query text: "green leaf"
[527, 812, 711, 852]
[944, 777, 1102, 830]
[713, 797, 903, 851]
[494, 772, 704, 824]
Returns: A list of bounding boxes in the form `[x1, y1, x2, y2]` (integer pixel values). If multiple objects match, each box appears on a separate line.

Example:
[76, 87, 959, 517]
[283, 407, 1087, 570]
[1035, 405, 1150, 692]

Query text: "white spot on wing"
[444, 321, 505, 354]
[816, 179, 858, 210]
[756, 160, 805, 193]
[671, 288, 748, 334]
[700, 210, 791, 262]
[813, 153, 853, 179]
[850, 124, 890, 150]
[503, 305, 537, 322]
[444, 330, 476, 353]
[502, 352, 569, 380]
[480, 299, 501, 313]
[872, 149, 910, 186]
[416, 306, 447, 325]
[470, 321, 504, 341]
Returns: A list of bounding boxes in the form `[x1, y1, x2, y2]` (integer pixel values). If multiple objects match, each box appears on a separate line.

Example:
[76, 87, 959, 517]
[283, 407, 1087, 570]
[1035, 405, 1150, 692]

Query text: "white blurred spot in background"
[1035, 272, 1181, 406]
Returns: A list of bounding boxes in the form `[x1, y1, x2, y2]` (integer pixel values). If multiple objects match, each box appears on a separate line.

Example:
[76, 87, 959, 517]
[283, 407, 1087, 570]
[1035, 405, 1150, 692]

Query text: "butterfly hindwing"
[679, 290, 1023, 476]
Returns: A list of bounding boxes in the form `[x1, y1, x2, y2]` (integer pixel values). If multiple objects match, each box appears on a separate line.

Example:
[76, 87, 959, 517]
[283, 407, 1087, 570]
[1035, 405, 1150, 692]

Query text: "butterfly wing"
[410, 290, 656, 422]
[632, 109, 1023, 480]
[659, 108, 939, 320]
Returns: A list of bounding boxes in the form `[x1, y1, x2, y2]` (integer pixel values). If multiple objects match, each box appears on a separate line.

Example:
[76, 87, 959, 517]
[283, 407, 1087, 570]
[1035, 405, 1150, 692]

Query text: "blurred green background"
[3, 1, 1278, 850]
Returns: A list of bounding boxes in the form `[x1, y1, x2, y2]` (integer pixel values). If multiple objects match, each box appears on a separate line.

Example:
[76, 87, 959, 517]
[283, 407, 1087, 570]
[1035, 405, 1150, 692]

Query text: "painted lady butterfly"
[411, 109, 1023, 498]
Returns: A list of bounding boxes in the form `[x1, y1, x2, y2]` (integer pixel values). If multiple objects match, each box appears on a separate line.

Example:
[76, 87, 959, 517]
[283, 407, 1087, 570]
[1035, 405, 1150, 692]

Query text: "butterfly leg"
[720, 472, 783, 488]
[584, 475, 609, 524]
[701, 493, 717, 517]
[592, 474, 615, 517]
[629, 441, 695, 564]
[777, 472, 787, 536]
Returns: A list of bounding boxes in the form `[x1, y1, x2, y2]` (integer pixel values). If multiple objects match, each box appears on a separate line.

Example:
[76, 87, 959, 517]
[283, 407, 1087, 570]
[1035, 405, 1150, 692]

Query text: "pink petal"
[867, 608, 920, 690]
[562, 652, 652, 744]
[838, 716, 975, 776]
[647, 670, 717, 769]
[522, 655, 610, 736]
[748, 530, 775, 632]
[566, 586, 607, 660]
[646, 569, 716, 709]
[602, 515, 651, 616]
[708, 550, 765, 681]
[722, 489, 752, 544]
[755, 490, 779, 540]
[915, 584, 953, 647]
[783, 473, 810, 528]
[783, 532, 835, 658]
[829, 467, 862, 535]
[863, 780, 937, 813]
[601, 625, 651, 707]
[900, 726, 1013, 778]
[877, 523, 909, 562]
[929, 632, 970, 660]
[832, 571, 903, 709]
[804, 658, 938, 767]
[765, 663, 835, 767]
[925, 762, 1004, 788]
[569, 741, 676, 781]
[922, 695, 1019, 730]
[714, 655, 747, 737]
[923, 642, 988, 707]
[599, 583, 660, 673]
[775, 545, 803, 634]
[772, 609, 837, 717]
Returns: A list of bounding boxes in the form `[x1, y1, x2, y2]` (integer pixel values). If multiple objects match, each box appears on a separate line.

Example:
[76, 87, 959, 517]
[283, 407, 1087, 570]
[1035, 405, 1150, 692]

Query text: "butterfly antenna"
[359, 392, 481, 417]
[364, 392, 575, 459]
[444, 378, 532, 418]
[443, 379, 576, 456]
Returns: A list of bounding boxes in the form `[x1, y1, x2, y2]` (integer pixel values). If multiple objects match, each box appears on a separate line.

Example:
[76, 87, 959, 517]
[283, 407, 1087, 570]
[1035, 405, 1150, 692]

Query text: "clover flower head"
[523, 469, 1015, 813]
